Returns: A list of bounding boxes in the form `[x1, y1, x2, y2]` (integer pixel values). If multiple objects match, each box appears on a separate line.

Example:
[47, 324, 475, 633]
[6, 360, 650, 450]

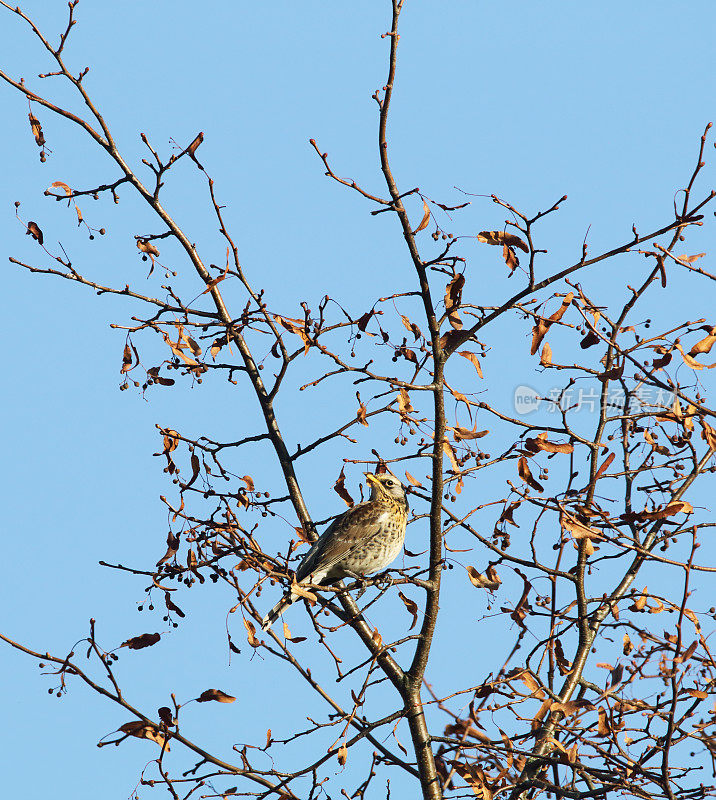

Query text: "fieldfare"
[261, 472, 408, 630]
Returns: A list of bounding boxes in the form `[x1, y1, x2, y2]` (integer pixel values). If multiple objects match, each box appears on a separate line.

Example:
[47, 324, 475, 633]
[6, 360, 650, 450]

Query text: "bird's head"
[364, 472, 407, 506]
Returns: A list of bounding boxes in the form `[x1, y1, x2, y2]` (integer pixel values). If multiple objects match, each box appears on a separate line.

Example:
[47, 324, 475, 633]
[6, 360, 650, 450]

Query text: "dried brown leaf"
[28, 112, 45, 146]
[120, 632, 161, 650]
[466, 565, 501, 591]
[398, 591, 419, 630]
[412, 199, 431, 234]
[458, 350, 483, 377]
[478, 230, 529, 252]
[452, 425, 488, 441]
[334, 466, 354, 507]
[118, 721, 169, 750]
[187, 131, 204, 156]
[540, 342, 552, 366]
[197, 689, 236, 703]
[404, 471, 423, 488]
[243, 618, 260, 647]
[525, 432, 573, 454]
[26, 220, 43, 244]
[689, 325, 716, 356]
[530, 293, 573, 355]
[517, 456, 543, 492]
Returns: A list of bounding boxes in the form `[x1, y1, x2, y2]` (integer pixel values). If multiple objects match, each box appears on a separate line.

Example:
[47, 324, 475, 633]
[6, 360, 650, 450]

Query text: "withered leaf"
[28, 112, 46, 146]
[210, 335, 228, 360]
[598, 363, 624, 382]
[478, 230, 529, 252]
[689, 325, 716, 356]
[635, 500, 693, 521]
[530, 293, 573, 355]
[630, 587, 648, 612]
[466, 565, 501, 591]
[118, 721, 169, 750]
[398, 591, 419, 630]
[337, 743, 348, 766]
[540, 342, 552, 366]
[560, 510, 600, 541]
[136, 238, 160, 257]
[282, 621, 307, 643]
[157, 533, 180, 566]
[652, 350, 673, 369]
[580, 330, 600, 349]
[445, 273, 465, 313]
[554, 639, 572, 675]
[700, 418, 716, 451]
[356, 392, 368, 427]
[400, 315, 422, 341]
[606, 663, 624, 692]
[502, 243, 519, 273]
[371, 628, 383, 648]
[165, 591, 185, 618]
[397, 388, 414, 417]
[656, 254, 667, 287]
[120, 632, 161, 650]
[517, 456, 543, 492]
[676, 341, 716, 370]
[197, 689, 236, 703]
[184, 453, 201, 489]
[678, 252, 706, 264]
[26, 220, 44, 244]
[443, 439, 462, 477]
[201, 261, 230, 295]
[404, 471, 423, 488]
[551, 699, 594, 717]
[521, 671, 544, 698]
[531, 698, 552, 730]
[289, 578, 317, 603]
[677, 640, 698, 663]
[121, 342, 134, 373]
[524, 432, 573, 454]
[597, 708, 611, 736]
[357, 310, 374, 331]
[452, 425, 489, 441]
[623, 634, 633, 655]
[187, 131, 204, 156]
[497, 501, 520, 528]
[243, 618, 260, 647]
[50, 180, 72, 196]
[158, 707, 173, 726]
[594, 451, 615, 481]
[458, 350, 483, 378]
[686, 688, 708, 699]
[334, 466, 354, 507]
[412, 199, 431, 234]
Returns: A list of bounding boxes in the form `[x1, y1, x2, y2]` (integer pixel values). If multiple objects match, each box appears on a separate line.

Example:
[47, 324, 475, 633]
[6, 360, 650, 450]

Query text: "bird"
[261, 472, 409, 631]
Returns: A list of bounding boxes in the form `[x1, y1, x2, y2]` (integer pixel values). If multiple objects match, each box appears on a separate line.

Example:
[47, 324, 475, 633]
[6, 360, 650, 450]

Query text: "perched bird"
[261, 472, 408, 631]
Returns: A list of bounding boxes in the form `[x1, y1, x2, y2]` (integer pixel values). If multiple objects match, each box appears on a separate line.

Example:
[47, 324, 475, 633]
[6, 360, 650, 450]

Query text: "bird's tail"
[261, 594, 295, 631]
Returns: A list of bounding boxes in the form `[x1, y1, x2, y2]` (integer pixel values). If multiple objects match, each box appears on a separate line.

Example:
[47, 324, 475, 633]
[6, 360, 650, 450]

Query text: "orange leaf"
[458, 350, 483, 377]
[518, 456, 543, 492]
[412, 200, 431, 234]
[478, 230, 529, 252]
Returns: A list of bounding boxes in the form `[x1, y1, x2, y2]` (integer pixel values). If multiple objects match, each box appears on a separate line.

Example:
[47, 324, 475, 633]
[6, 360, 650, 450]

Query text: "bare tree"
[3, 2, 716, 799]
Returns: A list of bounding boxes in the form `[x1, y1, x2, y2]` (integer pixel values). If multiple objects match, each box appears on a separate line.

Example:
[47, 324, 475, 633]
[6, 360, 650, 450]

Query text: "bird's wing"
[295, 501, 388, 582]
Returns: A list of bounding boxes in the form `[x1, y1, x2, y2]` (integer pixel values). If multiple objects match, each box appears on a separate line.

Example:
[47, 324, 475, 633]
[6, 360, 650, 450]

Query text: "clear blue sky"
[2, 2, 716, 798]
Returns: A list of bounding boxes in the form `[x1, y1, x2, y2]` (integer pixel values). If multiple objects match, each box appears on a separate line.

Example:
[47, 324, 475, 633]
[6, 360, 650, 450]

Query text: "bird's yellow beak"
[364, 472, 379, 485]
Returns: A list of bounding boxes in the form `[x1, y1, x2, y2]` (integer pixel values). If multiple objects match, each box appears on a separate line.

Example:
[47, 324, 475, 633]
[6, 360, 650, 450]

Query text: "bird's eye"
[385, 480, 394, 487]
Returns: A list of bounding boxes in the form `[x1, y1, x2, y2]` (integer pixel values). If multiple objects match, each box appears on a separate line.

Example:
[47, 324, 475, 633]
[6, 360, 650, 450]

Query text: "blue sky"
[2, 2, 716, 798]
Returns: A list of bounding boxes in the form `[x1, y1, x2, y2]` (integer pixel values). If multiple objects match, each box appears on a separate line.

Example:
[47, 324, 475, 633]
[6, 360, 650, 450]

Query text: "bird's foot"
[374, 571, 395, 589]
